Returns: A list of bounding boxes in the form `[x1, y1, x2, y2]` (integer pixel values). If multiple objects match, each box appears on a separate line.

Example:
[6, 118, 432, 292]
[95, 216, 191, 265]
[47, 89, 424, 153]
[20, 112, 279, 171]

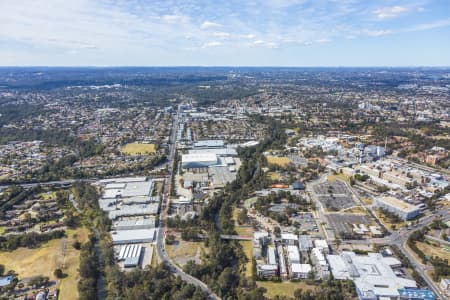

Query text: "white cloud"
[404, 19, 450, 32]
[161, 14, 188, 24]
[200, 21, 221, 29]
[202, 41, 222, 48]
[361, 29, 392, 37]
[249, 40, 278, 48]
[316, 38, 332, 44]
[242, 34, 256, 39]
[373, 6, 409, 19]
[212, 32, 230, 39]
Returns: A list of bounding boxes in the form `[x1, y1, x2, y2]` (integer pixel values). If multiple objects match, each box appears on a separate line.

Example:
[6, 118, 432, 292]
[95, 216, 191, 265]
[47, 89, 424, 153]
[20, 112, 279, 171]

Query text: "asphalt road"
[155, 107, 220, 300]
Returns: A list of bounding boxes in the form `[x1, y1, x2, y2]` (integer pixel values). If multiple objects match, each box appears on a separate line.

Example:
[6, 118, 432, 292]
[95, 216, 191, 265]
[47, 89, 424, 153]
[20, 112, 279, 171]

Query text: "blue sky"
[1, 0, 450, 66]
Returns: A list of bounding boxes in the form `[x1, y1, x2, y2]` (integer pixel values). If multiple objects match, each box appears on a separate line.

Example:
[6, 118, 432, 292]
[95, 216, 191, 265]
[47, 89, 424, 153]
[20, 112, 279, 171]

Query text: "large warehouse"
[181, 153, 218, 169]
[111, 228, 156, 245]
[374, 196, 421, 220]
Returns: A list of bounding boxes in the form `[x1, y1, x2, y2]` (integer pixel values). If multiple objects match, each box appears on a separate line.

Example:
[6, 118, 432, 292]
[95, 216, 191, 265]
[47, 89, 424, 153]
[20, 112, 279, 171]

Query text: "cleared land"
[166, 240, 207, 267]
[121, 143, 156, 155]
[0, 227, 89, 300]
[257, 281, 316, 299]
[266, 156, 291, 167]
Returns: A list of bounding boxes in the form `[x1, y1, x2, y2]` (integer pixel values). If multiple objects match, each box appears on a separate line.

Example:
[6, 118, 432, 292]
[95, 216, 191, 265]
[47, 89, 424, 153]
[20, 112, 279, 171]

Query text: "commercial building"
[327, 251, 417, 300]
[299, 235, 313, 252]
[281, 233, 298, 245]
[257, 264, 278, 279]
[311, 247, 330, 279]
[290, 264, 312, 279]
[374, 196, 421, 220]
[313, 239, 329, 254]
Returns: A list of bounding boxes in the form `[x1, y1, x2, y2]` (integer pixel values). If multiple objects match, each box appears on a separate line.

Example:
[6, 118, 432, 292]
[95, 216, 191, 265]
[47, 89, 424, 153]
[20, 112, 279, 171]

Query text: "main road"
[155, 106, 220, 300]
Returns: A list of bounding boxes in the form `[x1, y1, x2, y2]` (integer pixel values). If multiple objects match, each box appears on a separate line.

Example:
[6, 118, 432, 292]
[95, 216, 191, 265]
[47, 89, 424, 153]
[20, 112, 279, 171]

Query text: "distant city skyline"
[1, 0, 450, 66]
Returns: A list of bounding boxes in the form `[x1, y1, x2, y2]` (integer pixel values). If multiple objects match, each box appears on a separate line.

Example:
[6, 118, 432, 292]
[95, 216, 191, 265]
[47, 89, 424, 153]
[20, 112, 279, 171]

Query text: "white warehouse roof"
[111, 229, 156, 245]
[182, 153, 218, 163]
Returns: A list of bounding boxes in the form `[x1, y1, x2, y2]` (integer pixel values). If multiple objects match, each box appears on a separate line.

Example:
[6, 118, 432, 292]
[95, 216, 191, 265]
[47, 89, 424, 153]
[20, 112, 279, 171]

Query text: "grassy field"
[0, 227, 89, 300]
[240, 241, 253, 279]
[257, 281, 316, 299]
[327, 173, 351, 183]
[416, 241, 450, 261]
[266, 156, 291, 167]
[121, 143, 156, 155]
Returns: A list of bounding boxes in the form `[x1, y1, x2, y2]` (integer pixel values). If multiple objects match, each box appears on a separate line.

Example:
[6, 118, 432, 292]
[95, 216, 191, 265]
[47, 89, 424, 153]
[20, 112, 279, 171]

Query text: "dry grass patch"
[121, 143, 156, 155]
[257, 281, 317, 299]
[0, 227, 89, 300]
[266, 156, 291, 167]
[327, 173, 351, 183]
[240, 241, 253, 279]
[267, 172, 281, 180]
[416, 241, 450, 261]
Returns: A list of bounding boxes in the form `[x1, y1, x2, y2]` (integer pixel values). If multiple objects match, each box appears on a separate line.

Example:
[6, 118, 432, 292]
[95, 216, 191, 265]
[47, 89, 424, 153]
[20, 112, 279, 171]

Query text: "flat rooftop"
[327, 252, 417, 298]
[377, 196, 420, 212]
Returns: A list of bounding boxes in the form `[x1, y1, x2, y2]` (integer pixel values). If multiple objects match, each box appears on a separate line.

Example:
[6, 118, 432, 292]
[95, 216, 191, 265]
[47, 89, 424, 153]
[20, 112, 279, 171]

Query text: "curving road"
[155, 106, 220, 300]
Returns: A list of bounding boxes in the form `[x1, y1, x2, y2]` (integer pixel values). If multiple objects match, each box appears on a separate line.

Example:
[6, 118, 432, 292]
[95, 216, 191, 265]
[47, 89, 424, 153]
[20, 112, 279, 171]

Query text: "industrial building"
[327, 251, 418, 300]
[108, 203, 159, 220]
[112, 217, 156, 230]
[96, 177, 160, 269]
[111, 228, 156, 245]
[117, 244, 143, 268]
[374, 196, 421, 220]
[193, 140, 225, 149]
[181, 153, 218, 169]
